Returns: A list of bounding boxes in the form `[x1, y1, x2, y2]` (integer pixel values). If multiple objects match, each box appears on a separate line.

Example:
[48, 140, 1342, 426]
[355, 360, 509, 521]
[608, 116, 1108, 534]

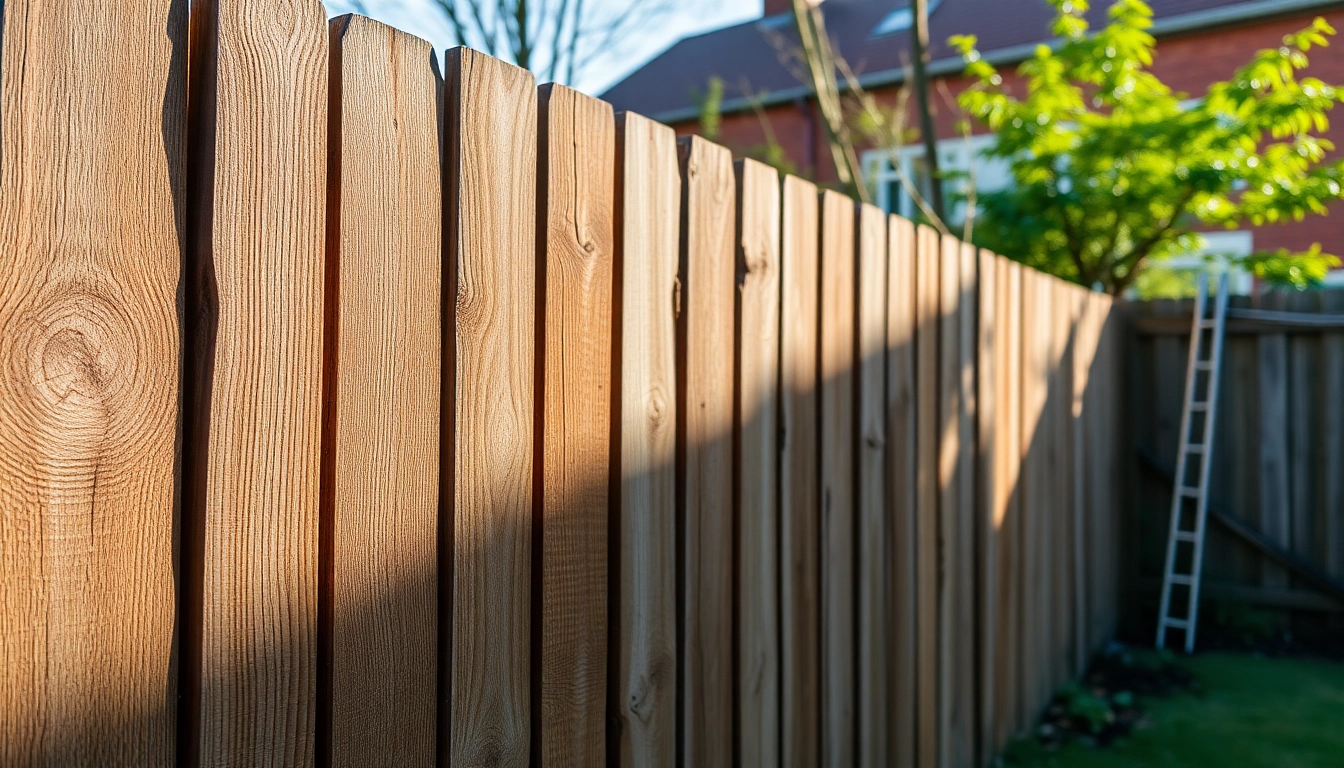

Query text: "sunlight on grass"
[1002, 653, 1344, 768]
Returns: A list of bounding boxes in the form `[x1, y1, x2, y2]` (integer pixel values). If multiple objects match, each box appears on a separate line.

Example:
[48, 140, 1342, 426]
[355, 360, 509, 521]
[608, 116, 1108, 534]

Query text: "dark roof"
[601, 0, 1340, 122]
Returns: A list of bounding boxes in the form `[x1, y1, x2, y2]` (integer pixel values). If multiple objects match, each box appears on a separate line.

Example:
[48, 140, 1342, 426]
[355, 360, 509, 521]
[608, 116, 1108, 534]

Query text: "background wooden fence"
[0, 2, 1123, 766]
[1127, 291, 1344, 636]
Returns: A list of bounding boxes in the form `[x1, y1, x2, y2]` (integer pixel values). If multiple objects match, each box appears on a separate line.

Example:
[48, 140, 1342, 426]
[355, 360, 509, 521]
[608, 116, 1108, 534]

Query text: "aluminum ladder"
[1155, 273, 1229, 653]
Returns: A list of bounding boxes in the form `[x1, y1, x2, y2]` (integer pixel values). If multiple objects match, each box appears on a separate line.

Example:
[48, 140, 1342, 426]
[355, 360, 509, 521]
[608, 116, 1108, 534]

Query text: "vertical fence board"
[779, 176, 821, 768]
[1287, 292, 1320, 569]
[976, 251, 999, 766]
[444, 47, 536, 768]
[936, 235, 961, 768]
[0, 0, 184, 763]
[819, 190, 857, 768]
[327, 17, 440, 766]
[914, 224, 941, 768]
[955, 242, 978, 768]
[998, 260, 1024, 744]
[612, 111, 680, 768]
[887, 216, 919, 768]
[1070, 288, 1092, 675]
[188, 1, 328, 763]
[536, 84, 614, 766]
[1052, 283, 1075, 688]
[676, 136, 736, 766]
[1324, 292, 1344, 580]
[1257, 294, 1290, 589]
[1019, 270, 1051, 725]
[856, 203, 889, 768]
[736, 159, 781, 768]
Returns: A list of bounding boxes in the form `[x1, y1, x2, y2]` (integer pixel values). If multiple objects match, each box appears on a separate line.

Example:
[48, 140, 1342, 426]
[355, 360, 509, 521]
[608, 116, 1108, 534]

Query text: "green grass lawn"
[1003, 653, 1344, 767]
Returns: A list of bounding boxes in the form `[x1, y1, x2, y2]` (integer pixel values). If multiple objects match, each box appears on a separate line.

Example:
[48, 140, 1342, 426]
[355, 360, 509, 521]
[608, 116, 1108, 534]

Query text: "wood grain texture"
[886, 215, 918, 768]
[676, 135, 736, 767]
[188, 1, 328, 763]
[735, 158, 781, 768]
[536, 83, 614, 767]
[913, 224, 941, 768]
[855, 202, 889, 768]
[779, 176, 821, 768]
[936, 234, 961, 768]
[612, 111, 680, 768]
[0, 0, 184, 763]
[443, 47, 536, 768]
[818, 189, 856, 768]
[326, 17, 440, 766]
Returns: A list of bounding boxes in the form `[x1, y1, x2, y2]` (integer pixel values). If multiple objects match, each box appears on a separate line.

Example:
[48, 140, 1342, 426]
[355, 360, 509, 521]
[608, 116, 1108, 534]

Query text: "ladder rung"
[1175, 531, 1199, 543]
[1189, 401, 1209, 411]
[1168, 574, 1193, 586]
[1198, 320, 1218, 329]
[1185, 444, 1207, 454]
[1178, 486, 1201, 498]
[1163, 618, 1190, 629]
[1194, 361, 1215, 370]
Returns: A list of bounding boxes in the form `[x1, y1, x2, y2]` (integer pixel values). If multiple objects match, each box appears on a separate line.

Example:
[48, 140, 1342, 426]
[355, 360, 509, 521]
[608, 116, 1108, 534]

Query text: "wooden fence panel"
[0, 1, 184, 763]
[536, 83, 614, 766]
[914, 224, 941, 768]
[325, 17, 440, 766]
[819, 190, 857, 768]
[676, 135, 735, 767]
[856, 202, 890, 768]
[612, 111, 680, 768]
[735, 159, 781, 768]
[779, 176, 821, 768]
[887, 216, 919, 768]
[187, 1, 328, 763]
[443, 47, 536, 768]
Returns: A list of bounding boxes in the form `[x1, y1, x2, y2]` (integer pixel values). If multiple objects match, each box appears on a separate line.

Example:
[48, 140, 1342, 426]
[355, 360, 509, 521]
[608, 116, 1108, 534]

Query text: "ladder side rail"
[1184, 274, 1230, 652]
[1156, 275, 1211, 649]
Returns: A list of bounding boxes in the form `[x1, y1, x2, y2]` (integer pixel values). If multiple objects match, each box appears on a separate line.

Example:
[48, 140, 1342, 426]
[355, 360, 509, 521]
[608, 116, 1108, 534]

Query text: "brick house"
[602, 0, 1344, 289]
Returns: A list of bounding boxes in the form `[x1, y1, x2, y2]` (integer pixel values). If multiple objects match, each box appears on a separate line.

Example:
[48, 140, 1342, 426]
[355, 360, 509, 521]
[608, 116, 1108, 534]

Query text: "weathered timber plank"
[914, 224, 941, 768]
[536, 83, 614, 766]
[955, 242, 978, 768]
[887, 215, 919, 768]
[735, 158, 781, 768]
[936, 234, 960, 768]
[0, 1, 184, 763]
[187, 1, 328, 763]
[676, 135, 735, 767]
[612, 111, 680, 768]
[1257, 292, 1290, 589]
[443, 47, 537, 768]
[779, 176, 821, 768]
[856, 202, 890, 768]
[819, 189, 856, 768]
[326, 17, 440, 766]
[976, 251, 999, 766]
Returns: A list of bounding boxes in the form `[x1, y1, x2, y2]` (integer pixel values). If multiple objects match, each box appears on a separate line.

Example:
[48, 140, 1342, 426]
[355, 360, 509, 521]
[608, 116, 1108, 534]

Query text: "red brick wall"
[673, 10, 1344, 260]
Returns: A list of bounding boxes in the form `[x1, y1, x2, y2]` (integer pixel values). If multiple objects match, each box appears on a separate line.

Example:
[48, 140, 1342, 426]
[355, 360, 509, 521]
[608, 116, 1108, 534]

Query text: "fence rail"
[0, 2, 1123, 766]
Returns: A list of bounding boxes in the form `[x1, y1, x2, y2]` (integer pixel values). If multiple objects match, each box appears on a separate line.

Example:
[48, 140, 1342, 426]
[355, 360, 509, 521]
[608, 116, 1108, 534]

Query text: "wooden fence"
[0, 2, 1123, 766]
[1127, 291, 1344, 630]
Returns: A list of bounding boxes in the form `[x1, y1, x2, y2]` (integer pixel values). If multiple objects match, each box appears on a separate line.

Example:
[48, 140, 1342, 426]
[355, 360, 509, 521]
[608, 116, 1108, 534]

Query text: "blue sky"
[322, 0, 761, 95]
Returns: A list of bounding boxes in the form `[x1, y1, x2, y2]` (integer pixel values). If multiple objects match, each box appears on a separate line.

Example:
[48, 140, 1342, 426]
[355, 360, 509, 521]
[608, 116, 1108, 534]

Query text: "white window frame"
[864, 133, 1003, 222]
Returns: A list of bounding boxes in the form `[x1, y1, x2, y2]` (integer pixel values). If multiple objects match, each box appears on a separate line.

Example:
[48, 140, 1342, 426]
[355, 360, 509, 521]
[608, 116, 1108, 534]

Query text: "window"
[864, 133, 1010, 223]
[872, 0, 942, 36]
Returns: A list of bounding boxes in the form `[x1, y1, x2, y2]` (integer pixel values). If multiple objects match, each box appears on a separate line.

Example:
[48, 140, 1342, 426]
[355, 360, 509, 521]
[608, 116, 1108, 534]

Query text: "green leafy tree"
[952, 0, 1344, 294]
